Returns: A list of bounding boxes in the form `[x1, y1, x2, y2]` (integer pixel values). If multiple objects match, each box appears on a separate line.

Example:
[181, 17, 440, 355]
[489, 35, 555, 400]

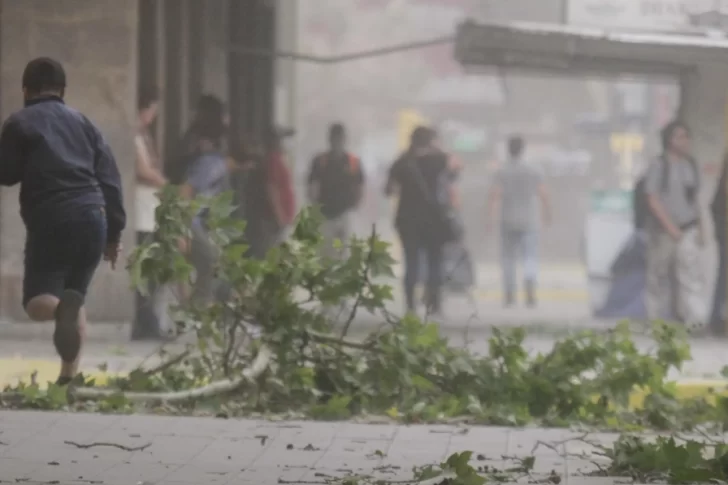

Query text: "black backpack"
[318, 152, 362, 211]
[633, 155, 698, 230]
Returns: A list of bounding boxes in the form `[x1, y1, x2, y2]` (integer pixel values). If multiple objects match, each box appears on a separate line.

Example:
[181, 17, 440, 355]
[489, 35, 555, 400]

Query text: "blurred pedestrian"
[243, 128, 295, 259]
[307, 123, 365, 260]
[179, 119, 231, 304]
[644, 120, 705, 328]
[167, 94, 227, 185]
[132, 85, 170, 341]
[487, 135, 551, 307]
[385, 126, 458, 316]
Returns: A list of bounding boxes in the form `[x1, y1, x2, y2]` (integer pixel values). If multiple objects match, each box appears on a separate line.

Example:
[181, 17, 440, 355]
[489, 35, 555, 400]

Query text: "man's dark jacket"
[0, 96, 126, 243]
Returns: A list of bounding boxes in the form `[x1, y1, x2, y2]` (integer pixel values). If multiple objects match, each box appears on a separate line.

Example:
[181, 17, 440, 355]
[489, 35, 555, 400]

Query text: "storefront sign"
[566, 0, 725, 31]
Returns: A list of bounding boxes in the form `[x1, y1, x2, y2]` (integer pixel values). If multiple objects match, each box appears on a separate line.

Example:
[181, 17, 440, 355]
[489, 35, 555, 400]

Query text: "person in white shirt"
[132, 86, 168, 340]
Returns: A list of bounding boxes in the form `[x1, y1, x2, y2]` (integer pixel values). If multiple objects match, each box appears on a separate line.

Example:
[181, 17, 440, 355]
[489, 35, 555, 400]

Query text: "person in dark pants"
[385, 126, 455, 316]
[0, 57, 126, 384]
[710, 155, 728, 334]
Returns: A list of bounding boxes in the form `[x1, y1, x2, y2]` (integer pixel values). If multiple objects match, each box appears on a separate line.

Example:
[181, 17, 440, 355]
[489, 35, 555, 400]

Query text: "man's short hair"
[660, 119, 689, 151]
[410, 126, 435, 150]
[329, 123, 345, 140]
[22, 57, 66, 93]
[196, 94, 224, 120]
[507, 135, 525, 158]
[138, 85, 160, 111]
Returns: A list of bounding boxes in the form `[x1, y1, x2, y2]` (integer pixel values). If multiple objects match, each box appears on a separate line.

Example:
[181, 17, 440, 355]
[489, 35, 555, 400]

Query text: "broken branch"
[140, 349, 192, 376]
[73, 345, 272, 403]
[307, 330, 374, 350]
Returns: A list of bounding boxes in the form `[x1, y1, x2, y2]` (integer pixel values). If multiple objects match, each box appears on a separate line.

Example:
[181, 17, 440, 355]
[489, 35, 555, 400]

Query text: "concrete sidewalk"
[0, 411, 635, 484]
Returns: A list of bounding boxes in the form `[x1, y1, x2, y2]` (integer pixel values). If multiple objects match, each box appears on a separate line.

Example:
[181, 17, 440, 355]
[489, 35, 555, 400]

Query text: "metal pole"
[724, 99, 728, 335]
[561, 0, 569, 24]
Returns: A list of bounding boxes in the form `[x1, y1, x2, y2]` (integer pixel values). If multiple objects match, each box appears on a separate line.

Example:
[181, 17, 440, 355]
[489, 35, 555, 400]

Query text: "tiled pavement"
[0, 411, 643, 484]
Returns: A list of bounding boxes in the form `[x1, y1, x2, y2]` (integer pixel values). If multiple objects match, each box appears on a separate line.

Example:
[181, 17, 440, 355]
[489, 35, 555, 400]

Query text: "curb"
[1, 361, 726, 407]
[631, 379, 728, 408]
[0, 319, 618, 343]
[0, 321, 129, 343]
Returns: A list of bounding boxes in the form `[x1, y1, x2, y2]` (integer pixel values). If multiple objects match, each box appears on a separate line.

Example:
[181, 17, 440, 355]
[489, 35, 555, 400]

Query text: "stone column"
[201, 0, 228, 102]
[275, 0, 297, 131]
[0, 0, 138, 321]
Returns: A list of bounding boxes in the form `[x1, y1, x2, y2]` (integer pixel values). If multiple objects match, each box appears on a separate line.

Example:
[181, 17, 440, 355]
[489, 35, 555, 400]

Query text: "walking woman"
[179, 120, 230, 303]
[132, 86, 168, 340]
[385, 126, 459, 316]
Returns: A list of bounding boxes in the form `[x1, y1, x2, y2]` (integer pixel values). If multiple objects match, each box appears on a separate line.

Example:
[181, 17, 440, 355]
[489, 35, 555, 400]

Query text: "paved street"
[0, 411, 639, 484]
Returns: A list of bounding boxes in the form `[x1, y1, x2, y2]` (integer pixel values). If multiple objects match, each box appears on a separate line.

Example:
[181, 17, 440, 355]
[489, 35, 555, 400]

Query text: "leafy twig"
[530, 432, 592, 456]
[338, 224, 378, 341]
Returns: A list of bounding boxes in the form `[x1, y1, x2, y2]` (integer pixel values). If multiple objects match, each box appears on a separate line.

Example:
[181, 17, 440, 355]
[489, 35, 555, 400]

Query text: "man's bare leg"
[25, 294, 59, 321]
[25, 291, 85, 382]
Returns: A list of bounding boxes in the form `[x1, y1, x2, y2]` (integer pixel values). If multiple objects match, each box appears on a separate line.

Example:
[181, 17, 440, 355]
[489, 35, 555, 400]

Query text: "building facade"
[0, 0, 294, 321]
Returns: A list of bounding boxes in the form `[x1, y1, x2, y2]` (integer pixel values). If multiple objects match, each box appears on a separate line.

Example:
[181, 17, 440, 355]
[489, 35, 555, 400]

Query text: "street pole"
[723, 92, 728, 335]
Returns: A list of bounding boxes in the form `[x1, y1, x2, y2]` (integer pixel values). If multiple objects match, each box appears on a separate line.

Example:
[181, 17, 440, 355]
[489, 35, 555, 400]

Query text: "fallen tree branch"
[64, 440, 151, 452]
[307, 330, 374, 350]
[139, 349, 192, 376]
[73, 345, 272, 403]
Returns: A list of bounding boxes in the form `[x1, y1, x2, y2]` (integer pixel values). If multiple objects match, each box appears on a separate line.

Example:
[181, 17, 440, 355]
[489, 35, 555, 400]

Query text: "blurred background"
[0, 0, 724, 326]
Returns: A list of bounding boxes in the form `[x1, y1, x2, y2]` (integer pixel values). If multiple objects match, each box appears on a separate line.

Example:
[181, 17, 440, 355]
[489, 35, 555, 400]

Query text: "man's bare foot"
[53, 289, 84, 363]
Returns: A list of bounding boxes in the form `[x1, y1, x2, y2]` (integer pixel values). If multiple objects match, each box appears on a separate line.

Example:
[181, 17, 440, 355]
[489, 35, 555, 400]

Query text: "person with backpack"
[643, 120, 706, 328]
[385, 126, 459, 316]
[308, 123, 365, 259]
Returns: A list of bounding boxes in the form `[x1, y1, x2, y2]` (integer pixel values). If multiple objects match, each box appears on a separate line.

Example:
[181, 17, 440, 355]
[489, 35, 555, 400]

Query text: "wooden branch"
[73, 346, 272, 403]
[308, 331, 373, 351]
[140, 350, 192, 376]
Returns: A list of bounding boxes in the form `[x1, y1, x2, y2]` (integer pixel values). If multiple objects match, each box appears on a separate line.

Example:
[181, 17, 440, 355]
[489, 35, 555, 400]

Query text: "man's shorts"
[23, 206, 107, 308]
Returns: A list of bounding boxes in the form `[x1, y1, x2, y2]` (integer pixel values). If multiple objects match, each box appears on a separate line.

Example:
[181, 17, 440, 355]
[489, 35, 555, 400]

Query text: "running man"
[0, 58, 126, 385]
